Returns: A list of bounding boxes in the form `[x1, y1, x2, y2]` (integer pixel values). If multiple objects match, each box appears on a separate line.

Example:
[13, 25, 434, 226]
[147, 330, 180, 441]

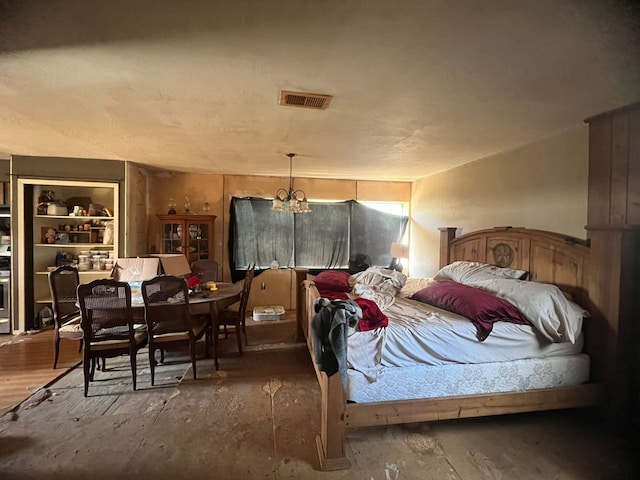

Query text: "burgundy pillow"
[314, 270, 352, 292]
[411, 280, 529, 341]
[318, 290, 349, 301]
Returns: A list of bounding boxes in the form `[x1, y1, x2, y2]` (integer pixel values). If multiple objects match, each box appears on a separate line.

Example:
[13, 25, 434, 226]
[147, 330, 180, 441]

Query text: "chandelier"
[272, 153, 311, 213]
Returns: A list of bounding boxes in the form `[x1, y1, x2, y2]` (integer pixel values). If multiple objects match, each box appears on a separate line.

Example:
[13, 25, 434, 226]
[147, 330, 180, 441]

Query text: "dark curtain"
[229, 197, 293, 282]
[229, 197, 408, 281]
[350, 201, 409, 267]
[295, 202, 351, 269]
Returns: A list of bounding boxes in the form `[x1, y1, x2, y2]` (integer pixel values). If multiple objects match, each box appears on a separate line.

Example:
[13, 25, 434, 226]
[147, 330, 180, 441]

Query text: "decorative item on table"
[187, 275, 201, 293]
[167, 197, 177, 215]
[184, 196, 191, 213]
[204, 281, 217, 291]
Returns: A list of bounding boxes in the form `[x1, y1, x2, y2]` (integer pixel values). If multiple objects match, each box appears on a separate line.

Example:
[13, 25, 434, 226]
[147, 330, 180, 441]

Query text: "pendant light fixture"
[272, 153, 311, 213]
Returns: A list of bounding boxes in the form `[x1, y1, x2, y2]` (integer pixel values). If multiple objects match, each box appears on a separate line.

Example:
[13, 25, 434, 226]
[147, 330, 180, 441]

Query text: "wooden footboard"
[296, 227, 606, 471]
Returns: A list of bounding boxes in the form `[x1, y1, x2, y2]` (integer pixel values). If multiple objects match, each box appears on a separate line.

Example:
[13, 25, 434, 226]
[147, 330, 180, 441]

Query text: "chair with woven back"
[48, 265, 83, 369]
[217, 263, 255, 353]
[141, 275, 210, 385]
[76, 278, 147, 396]
[190, 259, 219, 283]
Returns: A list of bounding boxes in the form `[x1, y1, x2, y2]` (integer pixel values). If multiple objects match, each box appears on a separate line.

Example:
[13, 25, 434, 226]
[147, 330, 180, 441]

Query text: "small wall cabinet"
[157, 214, 216, 264]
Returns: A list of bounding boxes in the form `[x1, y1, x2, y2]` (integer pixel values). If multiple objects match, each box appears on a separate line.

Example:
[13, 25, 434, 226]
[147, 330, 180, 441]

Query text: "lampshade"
[389, 242, 409, 259]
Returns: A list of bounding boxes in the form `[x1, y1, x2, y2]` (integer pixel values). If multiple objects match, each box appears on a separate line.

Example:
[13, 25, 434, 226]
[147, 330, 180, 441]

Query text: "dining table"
[187, 282, 243, 369]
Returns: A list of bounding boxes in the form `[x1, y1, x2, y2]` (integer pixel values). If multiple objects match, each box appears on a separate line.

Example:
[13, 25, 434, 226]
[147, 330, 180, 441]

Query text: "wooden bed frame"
[295, 226, 607, 471]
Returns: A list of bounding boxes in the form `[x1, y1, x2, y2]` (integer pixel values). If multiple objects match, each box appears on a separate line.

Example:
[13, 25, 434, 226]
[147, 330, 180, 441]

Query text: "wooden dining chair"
[141, 275, 210, 385]
[190, 259, 219, 283]
[48, 265, 83, 369]
[77, 279, 147, 396]
[217, 264, 255, 353]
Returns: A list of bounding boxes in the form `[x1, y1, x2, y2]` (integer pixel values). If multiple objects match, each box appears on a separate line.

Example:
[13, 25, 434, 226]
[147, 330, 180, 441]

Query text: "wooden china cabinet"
[157, 214, 216, 263]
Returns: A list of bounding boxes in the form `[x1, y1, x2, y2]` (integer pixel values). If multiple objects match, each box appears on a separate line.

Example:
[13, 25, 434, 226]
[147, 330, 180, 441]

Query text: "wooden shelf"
[35, 215, 114, 220]
[35, 243, 113, 248]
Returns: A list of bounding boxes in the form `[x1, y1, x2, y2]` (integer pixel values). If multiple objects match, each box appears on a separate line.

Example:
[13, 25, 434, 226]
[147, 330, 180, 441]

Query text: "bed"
[294, 226, 606, 471]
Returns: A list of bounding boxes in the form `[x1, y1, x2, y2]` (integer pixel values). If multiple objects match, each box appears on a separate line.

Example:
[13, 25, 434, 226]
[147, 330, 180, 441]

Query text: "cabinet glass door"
[162, 222, 183, 254]
[186, 221, 209, 260]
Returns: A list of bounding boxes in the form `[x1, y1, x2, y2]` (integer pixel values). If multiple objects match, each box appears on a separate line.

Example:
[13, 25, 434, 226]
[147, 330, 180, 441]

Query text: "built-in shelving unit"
[17, 179, 119, 331]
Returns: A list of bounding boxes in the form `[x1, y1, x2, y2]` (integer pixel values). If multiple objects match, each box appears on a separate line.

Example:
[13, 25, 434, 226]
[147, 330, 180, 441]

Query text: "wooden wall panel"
[587, 118, 612, 227]
[628, 109, 640, 224]
[610, 113, 630, 224]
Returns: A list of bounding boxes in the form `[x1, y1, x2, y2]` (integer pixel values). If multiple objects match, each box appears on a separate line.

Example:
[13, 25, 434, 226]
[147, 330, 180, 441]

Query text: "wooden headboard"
[439, 226, 591, 308]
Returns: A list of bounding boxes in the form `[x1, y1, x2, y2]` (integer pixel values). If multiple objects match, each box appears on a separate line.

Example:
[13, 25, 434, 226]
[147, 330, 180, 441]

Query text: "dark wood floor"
[0, 329, 83, 416]
[0, 312, 297, 417]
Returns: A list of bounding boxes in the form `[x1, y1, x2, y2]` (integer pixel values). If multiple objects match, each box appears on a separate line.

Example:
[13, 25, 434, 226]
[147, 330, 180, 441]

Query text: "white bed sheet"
[346, 296, 583, 381]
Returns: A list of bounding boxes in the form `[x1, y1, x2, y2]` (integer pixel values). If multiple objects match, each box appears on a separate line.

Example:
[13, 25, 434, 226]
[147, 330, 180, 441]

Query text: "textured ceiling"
[0, 0, 639, 181]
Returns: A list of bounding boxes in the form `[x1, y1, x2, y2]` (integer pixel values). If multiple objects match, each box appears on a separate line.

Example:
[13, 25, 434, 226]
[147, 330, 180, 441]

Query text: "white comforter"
[347, 296, 583, 382]
[345, 267, 586, 382]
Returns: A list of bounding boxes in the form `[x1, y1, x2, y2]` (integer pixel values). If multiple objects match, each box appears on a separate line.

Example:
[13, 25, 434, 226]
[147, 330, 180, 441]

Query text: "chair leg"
[204, 327, 211, 358]
[236, 322, 243, 355]
[149, 346, 156, 386]
[52, 334, 60, 369]
[130, 348, 137, 391]
[190, 341, 197, 380]
[83, 355, 91, 397]
[242, 317, 248, 346]
[90, 357, 96, 381]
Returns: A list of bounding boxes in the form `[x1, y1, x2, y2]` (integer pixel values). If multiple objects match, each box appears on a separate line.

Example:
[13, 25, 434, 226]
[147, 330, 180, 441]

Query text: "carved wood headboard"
[439, 226, 591, 308]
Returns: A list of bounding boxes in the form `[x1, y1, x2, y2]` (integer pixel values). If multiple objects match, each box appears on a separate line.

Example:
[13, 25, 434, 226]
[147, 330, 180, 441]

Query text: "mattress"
[347, 296, 584, 381]
[346, 353, 590, 403]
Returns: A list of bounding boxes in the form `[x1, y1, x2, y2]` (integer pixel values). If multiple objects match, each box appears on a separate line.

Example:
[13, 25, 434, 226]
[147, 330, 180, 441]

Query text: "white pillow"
[398, 277, 437, 298]
[469, 277, 587, 344]
[434, 261, 527, 283]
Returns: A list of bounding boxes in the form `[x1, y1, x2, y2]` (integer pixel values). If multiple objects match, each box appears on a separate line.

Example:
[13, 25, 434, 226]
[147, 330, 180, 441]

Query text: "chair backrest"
[141, 275, 192, 335]
[190, 259, 219, 283]
[238, 264, 256, 319]
[76, 279, 135, 343]
[48, 265, 80, 325]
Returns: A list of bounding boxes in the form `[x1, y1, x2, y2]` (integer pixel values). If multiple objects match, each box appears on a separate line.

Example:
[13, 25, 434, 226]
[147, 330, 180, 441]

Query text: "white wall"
[410, 126, 589, 277]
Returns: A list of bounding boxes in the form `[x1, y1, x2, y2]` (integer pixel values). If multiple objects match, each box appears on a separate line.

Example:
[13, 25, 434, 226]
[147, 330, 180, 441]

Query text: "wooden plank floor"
[0, 313, 297, 417]
[0, 329, 82, 416]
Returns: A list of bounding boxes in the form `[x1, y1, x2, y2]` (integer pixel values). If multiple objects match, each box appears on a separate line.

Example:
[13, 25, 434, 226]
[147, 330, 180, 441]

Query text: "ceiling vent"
[279, 90, 333, 110]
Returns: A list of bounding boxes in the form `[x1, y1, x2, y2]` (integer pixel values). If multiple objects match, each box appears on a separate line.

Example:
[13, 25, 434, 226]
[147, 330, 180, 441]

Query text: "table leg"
[210, 302, 220, 370]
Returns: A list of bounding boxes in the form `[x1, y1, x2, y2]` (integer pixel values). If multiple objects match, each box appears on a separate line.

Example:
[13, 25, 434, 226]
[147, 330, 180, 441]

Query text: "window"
[229, 198, 408, 279]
